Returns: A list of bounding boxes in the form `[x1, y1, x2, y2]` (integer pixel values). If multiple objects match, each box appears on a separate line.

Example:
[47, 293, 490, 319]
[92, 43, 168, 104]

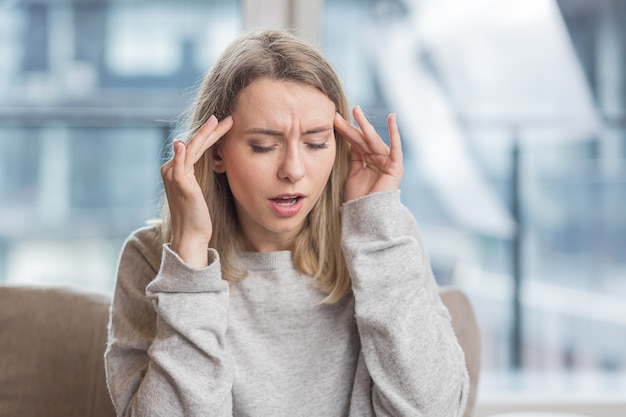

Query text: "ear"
[212, 144, 226, 173]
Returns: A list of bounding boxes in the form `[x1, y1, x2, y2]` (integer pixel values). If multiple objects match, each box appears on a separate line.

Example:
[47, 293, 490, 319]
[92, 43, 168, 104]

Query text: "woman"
[105, 29, 469, 417]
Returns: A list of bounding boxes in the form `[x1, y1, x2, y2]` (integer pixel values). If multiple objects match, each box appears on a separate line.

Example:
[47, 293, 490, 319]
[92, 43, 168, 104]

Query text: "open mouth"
[271, 196, 302, 206]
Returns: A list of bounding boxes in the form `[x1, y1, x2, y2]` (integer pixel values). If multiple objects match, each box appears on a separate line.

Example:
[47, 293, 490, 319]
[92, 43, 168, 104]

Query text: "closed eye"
[307, 142, 330, 150]
[251, 144, 277, 153]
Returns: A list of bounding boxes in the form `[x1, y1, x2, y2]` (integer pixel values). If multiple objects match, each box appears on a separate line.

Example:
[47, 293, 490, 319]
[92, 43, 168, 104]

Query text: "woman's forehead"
[231, 79, 336, 127]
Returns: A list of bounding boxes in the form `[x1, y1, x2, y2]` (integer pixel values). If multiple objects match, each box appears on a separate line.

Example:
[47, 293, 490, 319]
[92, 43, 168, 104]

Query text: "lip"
[268, 194, 305, 217]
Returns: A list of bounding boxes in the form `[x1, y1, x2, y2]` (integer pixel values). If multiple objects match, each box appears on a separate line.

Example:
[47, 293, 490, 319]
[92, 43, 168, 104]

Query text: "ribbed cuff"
[341, 191, 403, 244]
[146, 245, 227, 294]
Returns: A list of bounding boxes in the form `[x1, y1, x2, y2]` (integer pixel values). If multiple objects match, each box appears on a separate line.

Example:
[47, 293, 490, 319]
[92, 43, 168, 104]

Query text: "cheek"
[313, 150, 337, 184]
[222, 143, 255, 177]
[226, 158, 274, 197]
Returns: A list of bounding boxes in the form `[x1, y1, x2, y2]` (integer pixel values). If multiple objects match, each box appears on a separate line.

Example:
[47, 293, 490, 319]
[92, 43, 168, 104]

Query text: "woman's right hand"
[160, 115, 233, 268]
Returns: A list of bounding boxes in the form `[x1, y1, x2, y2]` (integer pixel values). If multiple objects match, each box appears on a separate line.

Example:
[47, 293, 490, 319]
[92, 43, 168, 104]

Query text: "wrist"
[170, 237, 210, 269]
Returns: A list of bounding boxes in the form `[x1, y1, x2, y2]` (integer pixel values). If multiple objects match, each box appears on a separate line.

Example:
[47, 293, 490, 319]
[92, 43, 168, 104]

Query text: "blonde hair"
[160, 29, 352, 303]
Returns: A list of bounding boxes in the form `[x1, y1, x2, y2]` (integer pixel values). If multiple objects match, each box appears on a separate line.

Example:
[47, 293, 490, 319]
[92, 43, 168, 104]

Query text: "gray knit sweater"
[105, 191, 469, 416]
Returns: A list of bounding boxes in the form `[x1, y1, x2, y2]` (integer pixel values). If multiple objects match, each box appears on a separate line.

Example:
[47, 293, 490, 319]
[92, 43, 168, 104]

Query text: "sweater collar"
[238, 250, 294, 271]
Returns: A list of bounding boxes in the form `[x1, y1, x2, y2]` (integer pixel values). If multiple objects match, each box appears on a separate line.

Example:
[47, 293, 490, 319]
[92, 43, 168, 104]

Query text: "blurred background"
[0, 0, 624, 413]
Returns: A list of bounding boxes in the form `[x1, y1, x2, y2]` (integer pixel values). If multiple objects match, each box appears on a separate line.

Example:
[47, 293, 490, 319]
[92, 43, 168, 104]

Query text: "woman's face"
[214, 78, 337, 252]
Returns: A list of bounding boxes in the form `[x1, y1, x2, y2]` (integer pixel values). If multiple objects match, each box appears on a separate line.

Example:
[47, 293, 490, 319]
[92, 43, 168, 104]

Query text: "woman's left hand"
[334, 106, 404, 202]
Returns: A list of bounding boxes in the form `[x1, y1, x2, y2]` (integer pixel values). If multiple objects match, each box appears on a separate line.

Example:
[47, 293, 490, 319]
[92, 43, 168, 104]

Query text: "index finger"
[352, 106, 390, 156]
[334, 112, 369, 157]
[185, 115, 233, 170]
[334, 108, 389, 157]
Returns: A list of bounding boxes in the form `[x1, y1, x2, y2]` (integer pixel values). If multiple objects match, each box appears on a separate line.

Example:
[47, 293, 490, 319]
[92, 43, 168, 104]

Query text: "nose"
[278, 145, 305, 183]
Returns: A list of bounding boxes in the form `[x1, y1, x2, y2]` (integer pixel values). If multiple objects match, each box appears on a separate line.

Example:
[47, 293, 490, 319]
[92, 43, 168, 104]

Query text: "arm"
[104, 228, 233, 417]
[106, 116, 234, 416]
[342, 191, 469, 417]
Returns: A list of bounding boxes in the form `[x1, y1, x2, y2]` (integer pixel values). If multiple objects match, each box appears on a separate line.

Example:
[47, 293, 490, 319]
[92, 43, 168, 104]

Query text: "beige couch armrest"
[0, 284, 116, 417]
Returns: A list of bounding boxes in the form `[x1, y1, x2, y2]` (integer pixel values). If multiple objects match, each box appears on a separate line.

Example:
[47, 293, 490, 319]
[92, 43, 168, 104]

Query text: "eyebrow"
[245, 126, 334, 137]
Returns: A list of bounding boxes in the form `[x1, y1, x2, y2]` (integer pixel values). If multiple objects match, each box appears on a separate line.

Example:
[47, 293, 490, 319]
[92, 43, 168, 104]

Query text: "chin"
[267, 218, 307, 235]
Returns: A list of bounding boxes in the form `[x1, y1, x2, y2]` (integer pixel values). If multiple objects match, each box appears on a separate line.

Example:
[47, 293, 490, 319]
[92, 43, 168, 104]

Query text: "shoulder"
[119, 223, 164, 275]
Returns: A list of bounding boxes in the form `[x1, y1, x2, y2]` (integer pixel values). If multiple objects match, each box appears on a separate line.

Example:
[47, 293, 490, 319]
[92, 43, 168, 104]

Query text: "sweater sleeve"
[104, 227, 233, 417]
[341, 191, 469, 417]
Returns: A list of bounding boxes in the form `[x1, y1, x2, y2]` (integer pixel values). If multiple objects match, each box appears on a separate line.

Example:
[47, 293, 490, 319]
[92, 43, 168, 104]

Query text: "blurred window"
[323, 0, 626, 402]
[0, 0, 241, 289]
